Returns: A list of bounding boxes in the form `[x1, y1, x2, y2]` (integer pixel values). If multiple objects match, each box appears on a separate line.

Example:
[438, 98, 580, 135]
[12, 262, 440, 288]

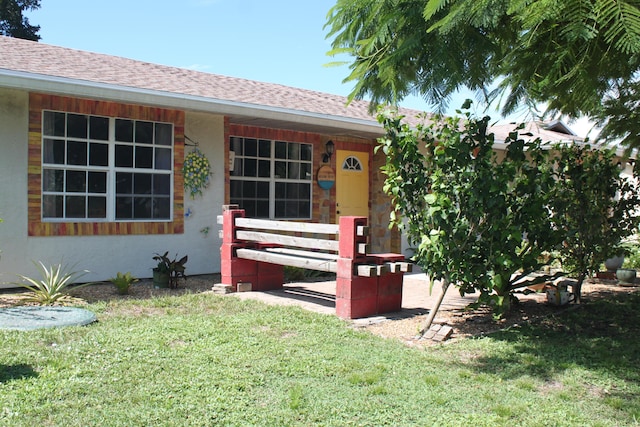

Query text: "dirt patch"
[1, 275, 637, 348]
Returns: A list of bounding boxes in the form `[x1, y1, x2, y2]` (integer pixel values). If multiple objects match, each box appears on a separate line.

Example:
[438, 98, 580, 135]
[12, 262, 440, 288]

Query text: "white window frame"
[229, 136, 313, 220]
[41, 110, 174, 222]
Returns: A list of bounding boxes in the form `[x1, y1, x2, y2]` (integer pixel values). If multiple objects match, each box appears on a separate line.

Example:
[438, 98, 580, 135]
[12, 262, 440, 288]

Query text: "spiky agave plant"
[15, 262, 91, 305]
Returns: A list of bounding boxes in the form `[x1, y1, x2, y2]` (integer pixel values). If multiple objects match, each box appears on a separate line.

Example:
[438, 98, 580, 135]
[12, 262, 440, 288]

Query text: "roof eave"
[0, 69, 384, 138]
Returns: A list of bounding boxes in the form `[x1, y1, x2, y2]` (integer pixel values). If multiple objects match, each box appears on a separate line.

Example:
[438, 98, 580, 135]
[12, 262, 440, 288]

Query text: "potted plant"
[616, 268, 637, 285]
[109, 271, 138, 295]
[152, 252, 188, 289]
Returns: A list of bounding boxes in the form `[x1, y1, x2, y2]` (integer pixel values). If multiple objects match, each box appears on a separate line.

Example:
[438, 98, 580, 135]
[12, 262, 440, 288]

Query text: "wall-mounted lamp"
[322, 140, 335, 163]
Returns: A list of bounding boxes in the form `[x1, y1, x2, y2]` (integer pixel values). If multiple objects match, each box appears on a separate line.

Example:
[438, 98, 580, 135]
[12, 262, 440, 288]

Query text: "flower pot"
[605, 255, 625, 272]
[152, 269, 170, 289]
[546, 288, 572, 306]
[616, 268, 637, 285]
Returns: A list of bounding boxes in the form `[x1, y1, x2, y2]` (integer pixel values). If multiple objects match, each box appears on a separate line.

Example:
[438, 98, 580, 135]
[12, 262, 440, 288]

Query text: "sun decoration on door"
[342, 156, 363, 171]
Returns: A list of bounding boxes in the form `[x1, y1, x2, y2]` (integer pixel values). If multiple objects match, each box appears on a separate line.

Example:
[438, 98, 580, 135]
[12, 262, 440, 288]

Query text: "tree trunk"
[419, 277, 450, 337]
[574, 272, 586, 304]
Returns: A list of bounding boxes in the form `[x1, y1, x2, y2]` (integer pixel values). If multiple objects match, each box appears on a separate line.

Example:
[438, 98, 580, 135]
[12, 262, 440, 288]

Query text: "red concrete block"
[222, 209, 245, 243]
[336, 295, 378, 319]
[338, 216, 368, 259]
[221, 257, 257, 277]
[377, 294, 402, 314]
[336, 258, 356, 279]
[252, 274, 284, 291]
[257, 261, 284, 277]
[336, 276, 378, 299]
[377, 273, 403, 296]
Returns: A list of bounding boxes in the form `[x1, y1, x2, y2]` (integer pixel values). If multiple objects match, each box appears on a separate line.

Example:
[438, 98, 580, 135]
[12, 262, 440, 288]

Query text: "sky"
[27, 0, 593, 136]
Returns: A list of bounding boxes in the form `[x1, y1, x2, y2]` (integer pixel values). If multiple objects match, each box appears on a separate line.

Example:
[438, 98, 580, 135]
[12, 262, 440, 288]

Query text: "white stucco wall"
[0, 89, 225, 286]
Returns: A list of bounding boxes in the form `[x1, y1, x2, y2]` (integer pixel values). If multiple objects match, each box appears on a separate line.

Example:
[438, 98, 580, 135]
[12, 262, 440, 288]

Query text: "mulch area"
[1, 275, 637, 347]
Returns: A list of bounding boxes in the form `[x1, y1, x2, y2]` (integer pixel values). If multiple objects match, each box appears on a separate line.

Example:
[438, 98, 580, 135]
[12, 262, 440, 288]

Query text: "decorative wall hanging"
[182, 148, 212, 199]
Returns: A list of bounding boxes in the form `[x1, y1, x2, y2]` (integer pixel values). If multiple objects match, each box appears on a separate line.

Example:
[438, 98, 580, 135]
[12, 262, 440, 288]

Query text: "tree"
[549, 144, 640, 303]
[326, 0, 640, 148]
[377, 105, 560, 317]
[0, 0, 41, 41]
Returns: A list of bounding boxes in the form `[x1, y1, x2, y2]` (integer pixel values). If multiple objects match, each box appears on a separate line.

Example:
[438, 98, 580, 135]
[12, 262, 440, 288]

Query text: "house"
[0, 36, 409, 285]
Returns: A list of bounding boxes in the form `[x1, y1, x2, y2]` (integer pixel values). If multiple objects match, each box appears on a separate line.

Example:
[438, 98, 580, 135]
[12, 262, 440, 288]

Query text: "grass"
[1, 291, 639, 426]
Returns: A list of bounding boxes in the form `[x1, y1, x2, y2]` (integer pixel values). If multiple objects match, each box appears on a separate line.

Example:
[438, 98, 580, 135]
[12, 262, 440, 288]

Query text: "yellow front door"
[336, 150, 369, 221]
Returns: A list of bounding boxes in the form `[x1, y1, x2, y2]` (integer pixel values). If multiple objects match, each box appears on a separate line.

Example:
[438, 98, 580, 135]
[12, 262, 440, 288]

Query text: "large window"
[230, 137, 312, 219]
[41, 111, 173, 221]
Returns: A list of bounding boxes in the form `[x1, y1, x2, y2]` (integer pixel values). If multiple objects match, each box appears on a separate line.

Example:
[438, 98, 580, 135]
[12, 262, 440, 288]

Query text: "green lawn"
[1, 291, 639, 426]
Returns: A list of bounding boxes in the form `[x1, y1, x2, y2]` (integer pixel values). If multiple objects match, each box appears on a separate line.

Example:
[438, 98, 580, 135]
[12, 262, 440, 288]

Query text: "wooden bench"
[218, 205, 412, 319]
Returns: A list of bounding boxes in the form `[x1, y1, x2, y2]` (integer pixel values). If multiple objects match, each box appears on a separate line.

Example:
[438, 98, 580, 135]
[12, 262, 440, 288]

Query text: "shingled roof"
[0, 36, 417, 138]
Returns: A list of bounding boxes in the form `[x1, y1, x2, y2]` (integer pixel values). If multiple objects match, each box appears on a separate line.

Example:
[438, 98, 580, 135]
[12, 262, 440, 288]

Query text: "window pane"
[245, 138, 257, 157]
[274, 161, 286, 178]
[300, 144, 312, 161]
[115, 145, 134, 167]
[230, 137, 243, 155]
[88, 196, 107, 218]
[286, 183, 299, 198]
[43, 195, 63, 218]
[133, 197, 152, 218]
[275, 201, 285, 218]
[66, 170, 86, 193]
[258, 160, 270, 178]
[89, 116, 109, 140]
[88, 171, 107, 193]
[43, 111, 65, 137]
[153, 174, 171, 195]
[288, 143, 300, 160]
[116, 197, 132, 219]
[67, 114, 88, 139]
[43, 139, 65, 164]
[230, 181, 241, 198]
[275, 182, 285, 198]
[135, 121, 153, 144]
[155, 123, 172, 146]
[154, 197, 171, 219]
[288, 162, 300, 179]
[275, 141, 286, 159]
[116, 172, 133, 194]
[89, 143, 108, 166]
[243, 200, 256, 218]
[115, 119, 134, 142]
[257, 181, 269, 197]
[43, 169, 64, 192]
[244, 158, 257, 177]
[67, 141, 87, 165]
[135, 146, 153, 169]
[231, 157, 243, 176]
[301, 163, 311, 180]
[155, 147, 171, 170]
[134, 173, 152, 194]
[256, 200, 269, 218]
[242, 181, 256, 197]
[258, 140, 271, 157]
[66, 195, 86, 218]
[297, 201, 310, 218]
[300, 183, 311, 199]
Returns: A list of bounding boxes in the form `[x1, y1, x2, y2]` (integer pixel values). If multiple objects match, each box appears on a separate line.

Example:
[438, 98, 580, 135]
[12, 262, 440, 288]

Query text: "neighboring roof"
[0, 36, 409, 138]
[489, 121, 584, 147]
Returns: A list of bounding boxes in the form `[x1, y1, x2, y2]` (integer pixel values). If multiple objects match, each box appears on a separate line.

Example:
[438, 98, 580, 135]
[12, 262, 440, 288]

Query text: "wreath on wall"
[182, 148, 212, 199]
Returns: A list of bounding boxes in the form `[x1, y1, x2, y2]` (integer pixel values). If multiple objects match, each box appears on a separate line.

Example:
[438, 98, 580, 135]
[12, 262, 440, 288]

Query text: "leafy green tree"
[549, 144, 640, 303]
[377, 105, 559, 316]
[326, 0, 640, 147]
[0, 0, 40, 41]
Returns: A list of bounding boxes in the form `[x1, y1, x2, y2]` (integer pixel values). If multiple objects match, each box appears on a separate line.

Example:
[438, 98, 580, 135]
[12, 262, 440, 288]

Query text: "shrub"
[15, 262, 91, 305]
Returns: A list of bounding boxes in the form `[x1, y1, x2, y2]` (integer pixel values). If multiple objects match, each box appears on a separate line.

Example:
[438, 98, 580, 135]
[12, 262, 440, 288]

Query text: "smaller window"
[342, 156, 363, 171]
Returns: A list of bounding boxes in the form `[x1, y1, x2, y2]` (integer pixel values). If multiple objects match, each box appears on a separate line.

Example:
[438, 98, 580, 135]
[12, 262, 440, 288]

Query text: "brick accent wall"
[28, 93, 185, 236]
